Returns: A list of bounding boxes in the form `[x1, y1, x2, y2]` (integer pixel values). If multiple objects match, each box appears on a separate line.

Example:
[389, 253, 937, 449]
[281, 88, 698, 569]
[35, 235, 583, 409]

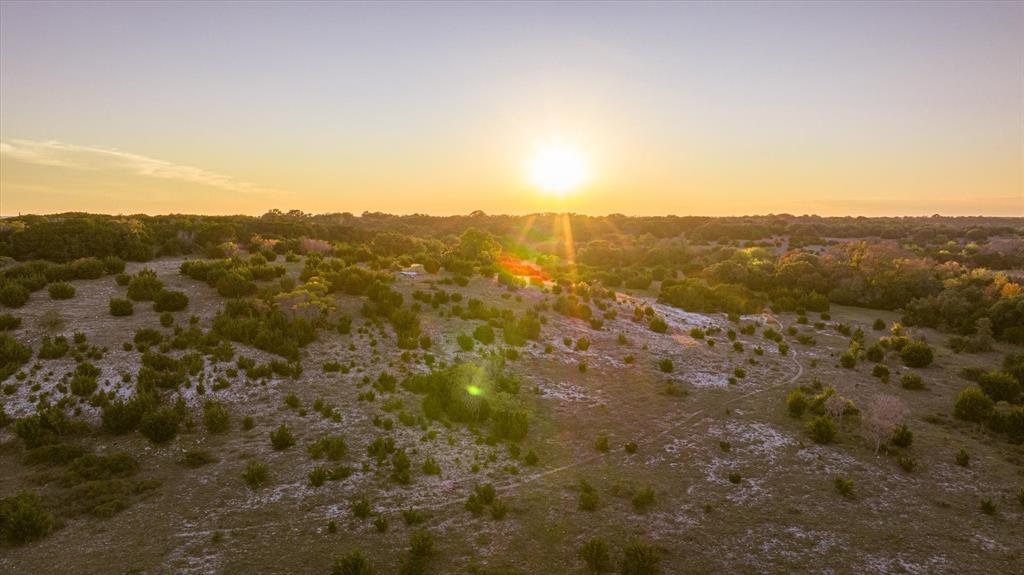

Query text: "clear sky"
[1, 1, 1021, 217]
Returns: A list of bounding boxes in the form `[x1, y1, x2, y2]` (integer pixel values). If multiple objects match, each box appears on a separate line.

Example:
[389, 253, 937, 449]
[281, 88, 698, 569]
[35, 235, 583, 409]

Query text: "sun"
[528, 143, 588, 196]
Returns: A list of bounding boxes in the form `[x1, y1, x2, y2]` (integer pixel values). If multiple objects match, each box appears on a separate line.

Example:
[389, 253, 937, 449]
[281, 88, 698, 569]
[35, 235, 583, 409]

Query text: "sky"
[1, 1, 1022, 217]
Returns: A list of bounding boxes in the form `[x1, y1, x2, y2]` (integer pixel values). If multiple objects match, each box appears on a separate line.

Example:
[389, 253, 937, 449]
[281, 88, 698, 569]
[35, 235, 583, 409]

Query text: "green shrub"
[786, 389, 809, 418]
[0, 283, 30, 308]
[457, 333, 474, 351]
[270, 424, 296, 450]
[595, 434, 610, 453]
[243, 461, 269, 489]
[954, 387, 994, 422]
[422, 457, 441, 475]
[308, 435, 348, 460]
[181, 450, 217, 468]
[955, 448, 969, 467]
[14, 407, 70, 448]
[1, 333, 32, 380]
[402, 508, 427, 526]
[102, 395, 155, 434]
[891, 424, 913, 448]
[409, 528, 434, 558]
[900, 341, 933, 368]
[805, 415, 836, 444]
[865, 343, 884, 362]
[631, 486, 655, 511]
[0, 313, 22, 331]
[153, 289, 189, 312]
[140, 408, 179, 444]
[133, 328, 163, 349]
[579, 537, 611, 573]
[897, 455, 916, 472]
[473, 324, 495, 344]
[834, 476, 854, 497]
[524, 449, 539, 466]
[648, 316, 668, 333]
[0, 491, 54, 544]
[48, 282, 75, 300]
[980, 498, 996, 515]
[309, 466, 329, 487]
[390, 449, 412, 485]
[38, 335, 69, 359]
[203, 400, 231, 434]
[619, 540, 660, 575]
[490, 498, 509, 520]
[127, 269, 164, 301]
[351, 496, 372, 519]
[657, 358, 673, 373]
[70, 372, 98, 397]
[331, 549, 372, 575]
[578, 480, 600, 511]
[900, 373, 924, 390]
[109, 297, 134, 316]
[22, 443, 88, 466]
[977, 370, 1021, 403]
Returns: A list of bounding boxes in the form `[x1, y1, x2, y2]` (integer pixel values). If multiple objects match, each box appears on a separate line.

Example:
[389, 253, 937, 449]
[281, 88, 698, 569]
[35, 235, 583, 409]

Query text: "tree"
[454, 228, 501, 264]
[862, 395, 908, 453]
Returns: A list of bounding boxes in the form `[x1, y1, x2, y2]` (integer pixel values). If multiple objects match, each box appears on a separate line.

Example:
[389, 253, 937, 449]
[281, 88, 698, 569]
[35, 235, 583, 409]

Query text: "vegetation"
[1, 211, 1022, 569]
[243, 461, 270, 489]
[0, 491, 54, 544]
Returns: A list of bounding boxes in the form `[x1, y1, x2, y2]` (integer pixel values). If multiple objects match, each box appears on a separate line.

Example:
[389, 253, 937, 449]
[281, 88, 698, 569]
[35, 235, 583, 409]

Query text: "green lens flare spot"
[466, 385, 482, 396]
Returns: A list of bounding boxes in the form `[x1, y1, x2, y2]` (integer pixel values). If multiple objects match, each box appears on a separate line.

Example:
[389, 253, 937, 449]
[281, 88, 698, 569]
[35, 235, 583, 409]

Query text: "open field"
[1, 249, 1021, 574]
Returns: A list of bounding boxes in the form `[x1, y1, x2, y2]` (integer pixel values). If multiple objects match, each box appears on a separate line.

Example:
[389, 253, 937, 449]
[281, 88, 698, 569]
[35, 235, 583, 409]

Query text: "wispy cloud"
[0, 139, 269, 194]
